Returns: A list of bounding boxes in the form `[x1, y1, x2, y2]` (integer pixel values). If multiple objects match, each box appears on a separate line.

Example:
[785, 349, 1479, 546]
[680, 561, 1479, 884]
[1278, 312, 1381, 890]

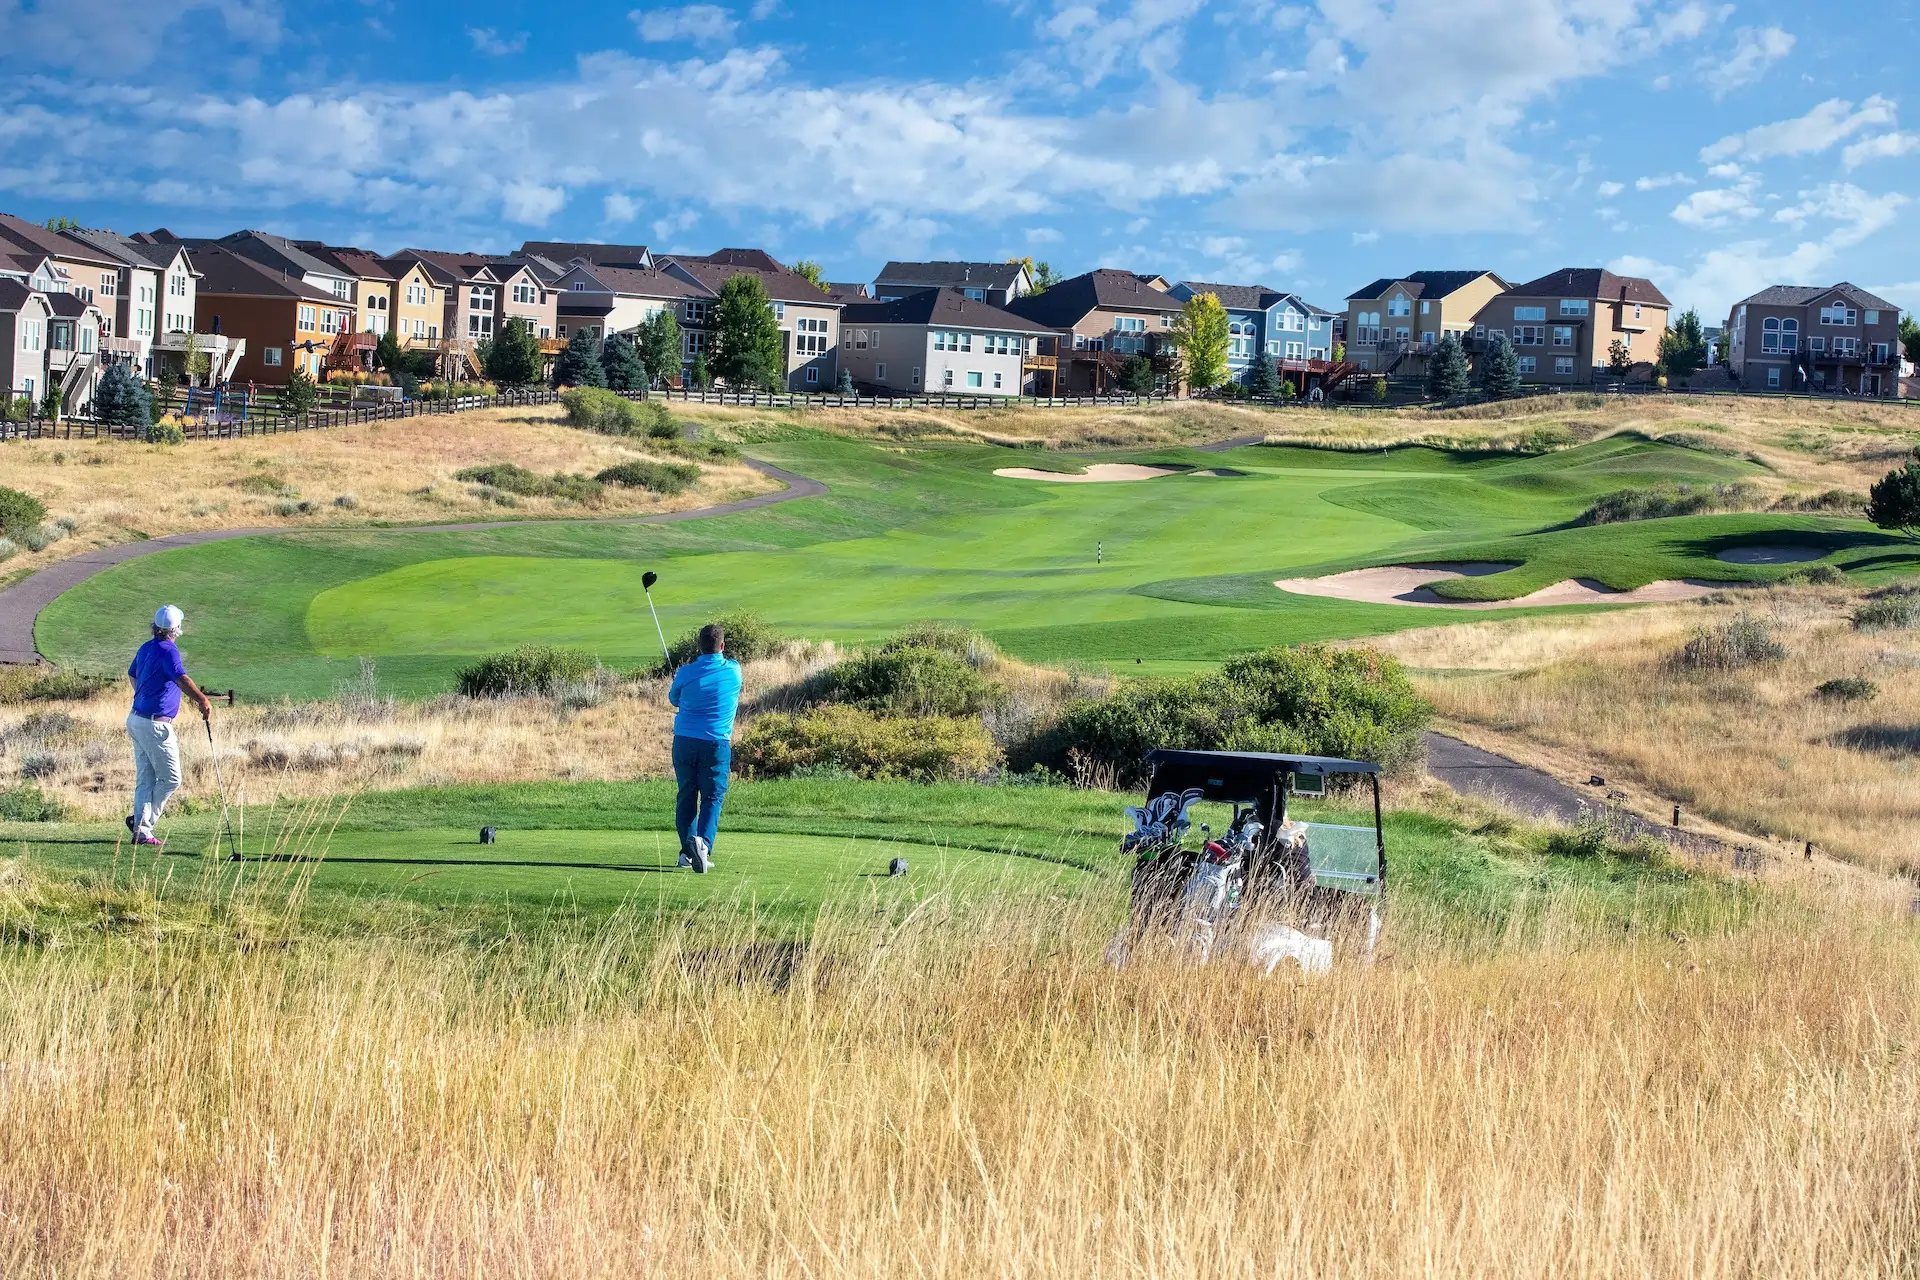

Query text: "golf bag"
[1124, 787, 1204, 918]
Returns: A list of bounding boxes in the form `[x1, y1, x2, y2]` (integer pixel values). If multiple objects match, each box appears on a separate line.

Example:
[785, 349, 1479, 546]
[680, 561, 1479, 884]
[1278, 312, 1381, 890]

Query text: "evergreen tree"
[1119, 355, 1156, 394]
[552, 329, 606, 388]
[690, 352, 712, 390]
[837, 369, 855, 394]
[1244, 350, 1279, 397]
[374, 327, 403, 375]
[282, 366, 319, 417]
[1481, 332, 1521, 398]
[1606, 337, 1634, 377]
[1426, 332, 1471, 400]
[1866, 449, 1920, 541]
[482, 317, 543, 387]
[711, 274, 785, 390]
[1901, 313, 1920, 368]
[91, 362, 152, 428]
[599, 331, 649, 391]
[1171, 292, 1230, 392]
[638, 309, 682, 387]
[1658, 308, 1708, 379]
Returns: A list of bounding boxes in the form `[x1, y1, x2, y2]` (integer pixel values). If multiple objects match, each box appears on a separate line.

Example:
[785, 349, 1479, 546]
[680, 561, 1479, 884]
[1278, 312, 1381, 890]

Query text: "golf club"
[202, 689, 241, 862]
[641, 570, 671, 668]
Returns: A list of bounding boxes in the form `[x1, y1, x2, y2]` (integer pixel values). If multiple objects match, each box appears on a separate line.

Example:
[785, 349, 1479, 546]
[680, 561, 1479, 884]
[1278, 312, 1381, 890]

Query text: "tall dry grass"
[0, 850, 1914, 1277]
[1377, 586, 1920, 874]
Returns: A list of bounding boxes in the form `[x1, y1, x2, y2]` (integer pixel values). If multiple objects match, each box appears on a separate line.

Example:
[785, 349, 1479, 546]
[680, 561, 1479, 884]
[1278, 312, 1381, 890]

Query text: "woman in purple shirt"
[126, 605, 212, 847]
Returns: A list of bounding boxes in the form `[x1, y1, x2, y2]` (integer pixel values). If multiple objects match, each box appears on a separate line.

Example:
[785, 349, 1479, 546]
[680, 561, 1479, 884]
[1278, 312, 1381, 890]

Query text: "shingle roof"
[1505, 267, 1671, 308]
[0, 279, 42, 312]
[1175, 281, 1272, 310]
[190, 245, 343, 303]
[67, 229, 196, 274]
[393, 250, 506, 283]
[876, 260, 1027, 292]
[1735, 282, 1900, 312]
[568, 263, 711, 300]
[684, 248, 787, 272]
[1346, 270, 1498, 303]
[825, 281, 870, 300]
[291, 242, 397, 281]
[520, 240, 653, 268]
[46, 292, 101, 319]
[0, 212, 122, 267]
[1002, 269, 1176, 328]
[200, 230, 350, 283]
[664, 257, 840, 306]
[839, 287, 1053, 333]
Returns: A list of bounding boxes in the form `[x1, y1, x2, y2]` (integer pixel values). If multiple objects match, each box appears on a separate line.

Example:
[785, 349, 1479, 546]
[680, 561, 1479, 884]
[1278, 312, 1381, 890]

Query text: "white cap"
[154, 605, 184, 631]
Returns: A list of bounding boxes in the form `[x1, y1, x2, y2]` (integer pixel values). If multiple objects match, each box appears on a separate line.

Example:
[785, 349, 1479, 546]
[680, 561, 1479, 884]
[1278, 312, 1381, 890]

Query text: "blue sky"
[4, 0, 1917, 320]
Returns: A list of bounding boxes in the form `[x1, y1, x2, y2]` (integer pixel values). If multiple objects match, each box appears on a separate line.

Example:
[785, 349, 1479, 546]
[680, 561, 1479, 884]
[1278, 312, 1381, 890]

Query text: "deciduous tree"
[792, 259, 826, 289]
[690, 352, 712, 390]
[1901, 312, 1920, 367]
[711, 274, 785, 390]
[1658, 308, 1707, 379]
[1171, 292, 1230, 393]
[1607, 337, 1634, 376]
[638, 309, 682, 387]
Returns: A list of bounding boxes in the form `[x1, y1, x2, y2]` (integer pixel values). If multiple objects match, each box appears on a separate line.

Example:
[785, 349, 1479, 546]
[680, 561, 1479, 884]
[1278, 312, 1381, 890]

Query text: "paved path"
[1195, 434, 1268, 453]
[0, 458, 825, 666]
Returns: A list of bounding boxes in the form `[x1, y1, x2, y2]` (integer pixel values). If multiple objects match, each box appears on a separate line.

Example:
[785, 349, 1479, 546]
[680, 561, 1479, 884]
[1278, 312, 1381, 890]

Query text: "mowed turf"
[37, 428, 1899, 700]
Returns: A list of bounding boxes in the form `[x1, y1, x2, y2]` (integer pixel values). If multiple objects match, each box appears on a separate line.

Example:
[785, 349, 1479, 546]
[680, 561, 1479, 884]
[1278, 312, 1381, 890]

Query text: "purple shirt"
[129, 637, 188, 719]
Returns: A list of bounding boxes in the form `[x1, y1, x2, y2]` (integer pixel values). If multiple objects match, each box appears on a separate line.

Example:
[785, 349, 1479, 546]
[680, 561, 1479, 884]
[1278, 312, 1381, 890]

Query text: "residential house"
[0, 250, 70, 295]
[0, 212, 123, 307]
[874, 261, 1032, 307]
[838, 288, 1053, 396]
[174, 230, 359, 305]
[1471, 268, 1671, 386]
[1003, 269, 1182, 395]
[190, 245, 358, 386]
[518, 240, 654, 270]
[377, 258, 445, 350]
[0, 280, 51, 403]
[1166, 281, 1346, 394]
[660, 251, 844, 390]
[824, 282, 872, 304]
[394, 250, 558, 341]
[550, 263, 708, 349]
[61, 230, 205, 377]
[1343, 270, 1508, 374]
[1723, 284, 1901, 396]
[294, 243, 399, 345]
[43, 292, 109, 413]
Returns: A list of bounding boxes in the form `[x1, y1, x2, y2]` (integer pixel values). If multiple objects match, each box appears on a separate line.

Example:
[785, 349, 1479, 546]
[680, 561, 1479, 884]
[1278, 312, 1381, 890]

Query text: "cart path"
[0, 457, 826, 666]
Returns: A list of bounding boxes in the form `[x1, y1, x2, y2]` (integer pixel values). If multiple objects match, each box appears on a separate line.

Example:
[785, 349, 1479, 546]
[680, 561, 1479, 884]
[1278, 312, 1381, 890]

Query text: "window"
[1308, 347, 1328, 360]
[1419, 331, 1435, 348]
[100, 273, 116, 297]
[471, 287, 495, 312]
[1559, 299, 1589, 317]
[685, 300, 709, 324]
[943, 369, 954, 388]
[263, 346, 282, 366]
[428, 324, 437, 341]
[1419, 300, 1430, 315]
[1161, 313, 1175, 328]
[993, 371, 1003, 389]
[1834, 337, 1859, 356]
[20, 377, 32, 399]
[876, 363, 887, 380]
[331, 279, 351, 300]
[1514, 306, 1546, 322]
[1554, 357, 1574, 375]
[1513, 325, 1544, 346]
[1633, 304, 1642, 319]
[1394, 326, 1409, 341]
[685, 330, 706, 355]
[794, 316, 830, 356]
[557, 324, 567, 338]
[297, 304, 316, 330]
[911, 367, 920, 385]
[1387, 295, 1411, 317]
[407, 282, 428, 306]
[1820, 304, 1858, 326]
[967, 371, 983, 388]
[1517, 356, 1536, 373]
[1552, 326, 1574, 346]
[320, 309, 342, 335]
[467, 313, 494, 337]
[773, 302, 785, 320]
[960, 333, 973, 352]
[1285, 341, 1305, 360]
[805, 365, 818, 383]
[1808, 336, 1825, 353]
[854, 329, 868, 350]
[369, 312, 387, 336]
[964, 288, 985, 301]
[1266, 340, 1280, 356]
[1766, 366, 1781, 389]
[168, 274, 188, 298]
[513, 283, 538, 304]
[1761, 317, 1781, 353]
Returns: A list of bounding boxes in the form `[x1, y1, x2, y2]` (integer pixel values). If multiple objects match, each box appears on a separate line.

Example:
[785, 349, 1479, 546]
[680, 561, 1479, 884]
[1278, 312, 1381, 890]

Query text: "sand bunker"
[1716, 544, 1826, 565]
[1276, 563, 1748, 609]
[993, 463, 1190, 483]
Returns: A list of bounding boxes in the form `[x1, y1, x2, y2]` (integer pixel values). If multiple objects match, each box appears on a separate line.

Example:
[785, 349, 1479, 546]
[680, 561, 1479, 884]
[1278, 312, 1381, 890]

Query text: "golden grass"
[0, 405, 774, 574]
[1375, 587, 1920, 874]
[0, 852, 1915, 1276]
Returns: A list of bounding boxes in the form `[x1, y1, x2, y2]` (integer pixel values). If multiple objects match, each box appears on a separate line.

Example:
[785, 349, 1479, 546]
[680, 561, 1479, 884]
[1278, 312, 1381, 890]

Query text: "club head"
[642, 571, 658, 591]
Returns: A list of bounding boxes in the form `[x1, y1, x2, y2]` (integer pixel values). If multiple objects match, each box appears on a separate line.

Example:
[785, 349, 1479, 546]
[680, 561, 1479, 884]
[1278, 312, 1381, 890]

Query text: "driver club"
[202, 689, 242, 862]
[641, 570, 671, 667]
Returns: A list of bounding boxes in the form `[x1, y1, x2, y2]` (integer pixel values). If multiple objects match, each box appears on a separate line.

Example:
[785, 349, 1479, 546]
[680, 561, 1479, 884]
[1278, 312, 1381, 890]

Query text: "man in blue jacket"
[666, 622, 742, 874]
[126, 604, 213, 847]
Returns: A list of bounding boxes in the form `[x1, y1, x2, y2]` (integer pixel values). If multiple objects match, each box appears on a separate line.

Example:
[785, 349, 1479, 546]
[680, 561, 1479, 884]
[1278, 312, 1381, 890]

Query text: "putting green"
[36, 430, 1903, 700]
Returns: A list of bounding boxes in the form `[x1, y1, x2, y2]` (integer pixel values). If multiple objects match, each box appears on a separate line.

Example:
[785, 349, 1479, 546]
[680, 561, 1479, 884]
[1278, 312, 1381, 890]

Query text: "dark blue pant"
[672, 735, 731, 858]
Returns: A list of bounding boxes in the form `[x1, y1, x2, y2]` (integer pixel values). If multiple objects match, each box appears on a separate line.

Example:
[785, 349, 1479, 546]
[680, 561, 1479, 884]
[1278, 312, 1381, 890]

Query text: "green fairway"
[36, 428, 1905, 700]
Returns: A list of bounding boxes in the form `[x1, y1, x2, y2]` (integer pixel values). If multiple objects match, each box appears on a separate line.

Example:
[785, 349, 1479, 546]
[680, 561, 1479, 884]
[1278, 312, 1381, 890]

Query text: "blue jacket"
[668, 653, 743, 742]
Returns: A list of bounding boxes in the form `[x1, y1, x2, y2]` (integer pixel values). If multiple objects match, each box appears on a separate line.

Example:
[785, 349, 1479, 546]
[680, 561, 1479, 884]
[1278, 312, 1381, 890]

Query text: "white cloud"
[1843, 132, 1920, 169]
[1700, 96, 1898, 163]
[1701, 26, 1793, 97]
[748, 0, 779, 15]
[1671, 178, 1759, 227]
[603, 192, 639, 223]
[1596, 180, 1624, 197]
[465, 26, 528, 56]
[1039, 0, 1207, 87]
[1351, 230, 1380, 245]
[0, 0, 280, 71]
[1771, 183, 1906, 236]
[1023, 227, 1064, 244]
[1635, 172, 1689, 190]
[502, 183, 566, 225]
[631, 5, 737, 44]
[1704, 161, 1743, 179]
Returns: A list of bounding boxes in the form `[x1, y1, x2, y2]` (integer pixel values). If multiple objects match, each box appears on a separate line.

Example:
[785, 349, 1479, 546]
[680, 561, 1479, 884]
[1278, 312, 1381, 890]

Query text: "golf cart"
[1117, 749, 1385, 973]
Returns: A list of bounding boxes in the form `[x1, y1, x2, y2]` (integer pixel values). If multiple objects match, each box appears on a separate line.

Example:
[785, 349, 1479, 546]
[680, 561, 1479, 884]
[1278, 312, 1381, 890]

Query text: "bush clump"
[456, 646, 600, 697]
[560, 388, 675, 439]
[822, 645, 1000, 717]
[596, 460, 700, 495]
[1852, 591, 1920, 631]
[454, 463, 603, 503]
[1781, 563, 1846, 586]
[0, 784, 68, 822]
[0, 486, 47, 537]
[876, 623, 1000, 668]
[1574, 482, 1763, 526]
[0, 668, 113, 704]
[661, 613, 790, 670]
[737, 705, 1001, 782]
[1673, 614, 1787, 670]
[1814, 676, 1879, 703]
[1016, 644, 1429, 786]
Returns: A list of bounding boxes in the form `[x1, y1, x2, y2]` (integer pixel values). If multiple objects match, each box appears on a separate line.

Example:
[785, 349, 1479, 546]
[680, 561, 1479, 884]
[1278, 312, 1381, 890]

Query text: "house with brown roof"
[1002, 269, 1182, 394]
[293, 243, 399, 344]
[190, 244, 362, 386]
[0, 279, 53, 405]
[43, 291, 110, 413]
[551, 262, 708, 350]
[1471, 268, 1671, 385]
[659, 251, 843, 390]
[518, 240, 654, 270]
[838, 288, 1054, 396]
[1723, 283, 1901, 396]
[1344, 270, 1508, 374]
[874, 261, 1032, 307]
[0, 212, 124, 308]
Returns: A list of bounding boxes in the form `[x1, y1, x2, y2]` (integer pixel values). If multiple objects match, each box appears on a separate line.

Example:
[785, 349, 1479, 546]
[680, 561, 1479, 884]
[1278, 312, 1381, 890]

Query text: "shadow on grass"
[1830, 725, 1920, 755]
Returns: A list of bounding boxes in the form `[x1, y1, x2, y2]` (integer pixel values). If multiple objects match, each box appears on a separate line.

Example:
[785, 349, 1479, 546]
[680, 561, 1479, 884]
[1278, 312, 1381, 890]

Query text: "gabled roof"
[825, 281, 870, 301]
[0, 250, 69, 285]
[662, 256, 840, 307]
[62, 228, 198, 275]
[1347, 270, 1501, 303]
[1173, 281, 1272, 311]
[516, 255, 569, 285]
[197, 230, 351, 284]
[1735, 282, 1900, 312]
[46, 292, 103, 320]
[683, 247, 787, 272]
[291, 242, 397, 282]
[520, 240, 653, 269]
[0, 279, 46, 313]
[1505, 267, 1671, 308]
[392, 250, 508, 285]
[875, 260, 1027, 292]
[1002, 269, 1175, 328]
[839, 287, 1053, 333]
[190, 245, 345, 303]
[0, 213, 122, 268]
[559, 263, 711, 300]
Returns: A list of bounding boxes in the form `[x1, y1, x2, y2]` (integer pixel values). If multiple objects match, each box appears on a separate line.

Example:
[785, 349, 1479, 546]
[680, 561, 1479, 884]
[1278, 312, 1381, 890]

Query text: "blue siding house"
[1167, 281, 1340, 392]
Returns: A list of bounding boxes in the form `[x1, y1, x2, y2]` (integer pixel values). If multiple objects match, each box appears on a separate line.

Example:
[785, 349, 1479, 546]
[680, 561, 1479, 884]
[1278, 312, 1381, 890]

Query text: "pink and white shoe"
[133, 833, 166, 848]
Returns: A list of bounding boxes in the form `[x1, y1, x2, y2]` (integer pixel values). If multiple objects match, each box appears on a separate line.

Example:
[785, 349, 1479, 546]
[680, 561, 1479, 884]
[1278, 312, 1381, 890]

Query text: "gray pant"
[126, 713, 182, 837]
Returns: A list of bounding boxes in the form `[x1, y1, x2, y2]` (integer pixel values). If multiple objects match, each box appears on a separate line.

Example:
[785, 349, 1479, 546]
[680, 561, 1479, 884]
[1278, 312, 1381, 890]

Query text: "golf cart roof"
[1144, 749, 1379, 804]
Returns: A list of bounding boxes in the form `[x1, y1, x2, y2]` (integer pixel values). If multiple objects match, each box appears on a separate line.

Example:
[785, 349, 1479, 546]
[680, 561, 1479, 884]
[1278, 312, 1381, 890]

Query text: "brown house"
[192, 245, 352, 386]
[0, 212, 123, 308]
[1723, 284, 1901, 397]
[1003, 269, 1182, 394]
[660, 251, 844, 390]
[1471, 268, 1671, 385]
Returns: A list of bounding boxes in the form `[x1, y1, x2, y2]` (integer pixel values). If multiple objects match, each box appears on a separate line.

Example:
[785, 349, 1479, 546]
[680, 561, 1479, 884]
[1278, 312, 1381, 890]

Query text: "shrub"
[822, 645, 1000, 717]
[0, 784, 67, 822]
[560, 386, 643, 434]
[0, 486, 47, 536]
[1852, 594, 1920, 631]
[595, 460, 700, 494]
[0, 538, 15, 562]
[453, 463, 603, 502]
[1017, 644, 1429, 786]
[661, 613, 790, 671]
[333, 493, 359, 509]
[877, 623, 999, 668]
[456, 646, 601, 698]
[19, 751, 57, 780]
[272, 499, 316, 517]
[18, 523, 63, 552]
[737, 705, 1001, 781]
[1674, 614, 1787, 669]
[1782, 563, 1846, 586]
[1814, 676, 1879, 703]
[144, 415, 186, 445]
[0, 668, 113, 704]
[1574, 482, 1763, 526]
